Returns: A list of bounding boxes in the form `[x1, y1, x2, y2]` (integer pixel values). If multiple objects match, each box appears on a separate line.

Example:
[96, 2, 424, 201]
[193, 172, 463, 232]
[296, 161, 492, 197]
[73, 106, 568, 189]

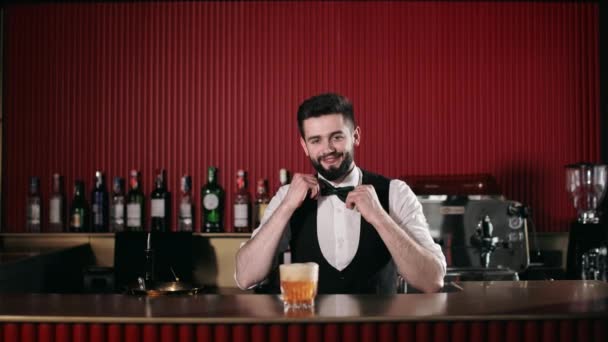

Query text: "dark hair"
[297, 93, 355, 137]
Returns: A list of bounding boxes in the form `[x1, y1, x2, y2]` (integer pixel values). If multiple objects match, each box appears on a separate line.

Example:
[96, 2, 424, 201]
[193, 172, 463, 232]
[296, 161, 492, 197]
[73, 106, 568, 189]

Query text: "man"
[235, 93, 445, 294]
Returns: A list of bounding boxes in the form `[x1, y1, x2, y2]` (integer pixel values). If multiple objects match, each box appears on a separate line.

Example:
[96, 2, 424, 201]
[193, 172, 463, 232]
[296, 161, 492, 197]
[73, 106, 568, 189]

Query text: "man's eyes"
[309, 135, 344, 144]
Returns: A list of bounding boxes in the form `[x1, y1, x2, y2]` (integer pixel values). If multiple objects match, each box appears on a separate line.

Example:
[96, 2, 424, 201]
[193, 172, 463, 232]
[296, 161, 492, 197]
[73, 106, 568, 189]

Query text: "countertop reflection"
[0, 281, 606, 323]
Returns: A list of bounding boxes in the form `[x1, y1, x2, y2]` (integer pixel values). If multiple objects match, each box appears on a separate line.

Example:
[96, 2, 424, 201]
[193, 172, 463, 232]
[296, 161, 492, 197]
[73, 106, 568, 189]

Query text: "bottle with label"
[69, 180, 90, 232]
[110, 177, 126, 232]
[278, 168, 290, 191]
[91, 171, 109, 232]
[26, 176, 42, 233]
[201, 166, 225, 233]
[48, 173, 65, 232]
[233, 169, 251, 233]
[253, 179, 270, 229]
[278, 168, 292, 264]
[178, 175, 194, 232]
[150, 168, 171, 232]
[126, 170, 145, 231]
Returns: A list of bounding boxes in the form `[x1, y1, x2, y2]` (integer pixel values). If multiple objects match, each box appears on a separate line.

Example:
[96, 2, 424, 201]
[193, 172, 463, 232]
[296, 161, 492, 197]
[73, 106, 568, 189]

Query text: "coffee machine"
[565, 163, 608, 281]
[405, 174, 530, 281]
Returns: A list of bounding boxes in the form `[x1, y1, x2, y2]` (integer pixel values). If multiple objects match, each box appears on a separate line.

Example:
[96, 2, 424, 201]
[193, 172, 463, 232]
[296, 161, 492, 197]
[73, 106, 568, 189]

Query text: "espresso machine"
[565, 163, 608, 281]
[405, 174, 530, 281]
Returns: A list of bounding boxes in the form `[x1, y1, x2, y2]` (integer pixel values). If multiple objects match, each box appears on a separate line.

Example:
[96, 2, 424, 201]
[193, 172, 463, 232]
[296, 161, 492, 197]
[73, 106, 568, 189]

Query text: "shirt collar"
[318, 164, 361, 188]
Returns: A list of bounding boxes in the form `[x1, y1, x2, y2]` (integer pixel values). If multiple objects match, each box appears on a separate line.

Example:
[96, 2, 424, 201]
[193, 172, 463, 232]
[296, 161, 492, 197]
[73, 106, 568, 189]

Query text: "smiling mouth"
[320, 153, 342, 164]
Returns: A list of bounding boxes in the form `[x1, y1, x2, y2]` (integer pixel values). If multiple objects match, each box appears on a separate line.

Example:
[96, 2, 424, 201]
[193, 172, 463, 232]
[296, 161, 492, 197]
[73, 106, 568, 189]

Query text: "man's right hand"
[235, 173, 318, 289]
[281, 173, 319, 211]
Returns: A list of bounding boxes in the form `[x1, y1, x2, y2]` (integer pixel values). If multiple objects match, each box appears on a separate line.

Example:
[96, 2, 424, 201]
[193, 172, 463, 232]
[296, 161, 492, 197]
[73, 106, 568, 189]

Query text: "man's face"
[299, 113, 360, 181]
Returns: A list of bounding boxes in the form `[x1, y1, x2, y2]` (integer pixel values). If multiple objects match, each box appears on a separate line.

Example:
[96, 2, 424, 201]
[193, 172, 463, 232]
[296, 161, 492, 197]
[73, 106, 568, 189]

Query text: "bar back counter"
[0, 281, 606, 342]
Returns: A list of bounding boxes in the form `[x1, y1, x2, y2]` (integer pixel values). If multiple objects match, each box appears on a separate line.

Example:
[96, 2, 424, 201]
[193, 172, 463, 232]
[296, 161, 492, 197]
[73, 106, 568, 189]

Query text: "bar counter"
[1, 280, 607, 341]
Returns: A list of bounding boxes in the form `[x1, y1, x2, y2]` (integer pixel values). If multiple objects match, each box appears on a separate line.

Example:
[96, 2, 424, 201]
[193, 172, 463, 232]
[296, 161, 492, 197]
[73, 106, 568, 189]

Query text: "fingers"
[345, 198, 357, 210]
[345, 185, 376, 211]
[290, 173, 319, 200]
[302, 175, 319, 199]
[345, 189, 358, 210]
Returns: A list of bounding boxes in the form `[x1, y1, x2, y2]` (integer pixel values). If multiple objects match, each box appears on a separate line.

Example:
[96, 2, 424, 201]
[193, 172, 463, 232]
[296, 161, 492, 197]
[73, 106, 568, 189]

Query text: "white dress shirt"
[247, 166, 446, 274]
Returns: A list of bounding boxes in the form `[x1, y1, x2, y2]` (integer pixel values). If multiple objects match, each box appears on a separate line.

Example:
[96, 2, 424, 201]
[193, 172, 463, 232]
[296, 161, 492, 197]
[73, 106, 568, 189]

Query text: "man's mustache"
[317, 152, 344, 162]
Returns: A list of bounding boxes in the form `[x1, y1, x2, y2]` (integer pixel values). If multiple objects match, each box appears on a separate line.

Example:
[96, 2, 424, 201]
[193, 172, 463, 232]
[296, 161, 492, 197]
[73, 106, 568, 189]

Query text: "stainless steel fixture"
[565, 163, 608, 281]
[404, 174, 530, 281]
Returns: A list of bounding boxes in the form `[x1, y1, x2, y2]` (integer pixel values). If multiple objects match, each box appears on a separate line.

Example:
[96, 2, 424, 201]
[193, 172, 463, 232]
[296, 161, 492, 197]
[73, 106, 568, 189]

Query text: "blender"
[565, 163, 608, 280]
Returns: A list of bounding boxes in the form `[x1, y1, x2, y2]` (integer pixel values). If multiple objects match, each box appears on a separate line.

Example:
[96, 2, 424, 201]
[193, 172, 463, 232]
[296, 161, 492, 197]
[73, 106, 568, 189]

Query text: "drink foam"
[279, 262, 319, 282]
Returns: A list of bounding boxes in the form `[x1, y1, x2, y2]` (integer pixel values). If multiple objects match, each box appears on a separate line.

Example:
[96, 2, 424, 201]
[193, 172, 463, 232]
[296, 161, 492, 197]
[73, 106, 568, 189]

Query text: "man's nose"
[322, 139, 336, 154]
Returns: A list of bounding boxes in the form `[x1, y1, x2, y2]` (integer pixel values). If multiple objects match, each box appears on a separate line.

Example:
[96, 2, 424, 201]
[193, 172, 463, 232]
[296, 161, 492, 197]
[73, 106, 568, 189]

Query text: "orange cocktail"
[279, 262, 318, 309]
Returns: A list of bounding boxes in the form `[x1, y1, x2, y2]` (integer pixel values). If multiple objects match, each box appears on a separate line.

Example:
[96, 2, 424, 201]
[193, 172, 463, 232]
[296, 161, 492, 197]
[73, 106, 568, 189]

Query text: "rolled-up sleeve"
[388, 179, 447, 273]
[234, 185, 291, 289]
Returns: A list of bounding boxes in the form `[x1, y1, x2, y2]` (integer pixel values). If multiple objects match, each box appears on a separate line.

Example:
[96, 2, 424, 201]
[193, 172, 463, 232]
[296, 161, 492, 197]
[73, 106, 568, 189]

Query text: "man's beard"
[310, 151, 354, 181]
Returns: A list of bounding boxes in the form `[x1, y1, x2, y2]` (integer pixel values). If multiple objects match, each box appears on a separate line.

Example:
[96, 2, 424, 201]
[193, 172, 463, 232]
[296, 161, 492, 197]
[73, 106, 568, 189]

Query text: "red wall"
[2, 1, 600, 232]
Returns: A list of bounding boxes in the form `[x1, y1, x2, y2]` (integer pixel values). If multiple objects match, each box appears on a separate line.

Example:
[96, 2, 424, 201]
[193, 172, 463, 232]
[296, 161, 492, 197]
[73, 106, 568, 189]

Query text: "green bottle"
[126, 170, 145, 231]
[202, 166, 225, 232]
[69, 180, 90, 232]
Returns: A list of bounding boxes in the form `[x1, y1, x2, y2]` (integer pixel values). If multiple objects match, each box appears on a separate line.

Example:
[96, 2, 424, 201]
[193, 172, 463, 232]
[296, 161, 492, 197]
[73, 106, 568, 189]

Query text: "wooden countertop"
[0, 281, 606, 324]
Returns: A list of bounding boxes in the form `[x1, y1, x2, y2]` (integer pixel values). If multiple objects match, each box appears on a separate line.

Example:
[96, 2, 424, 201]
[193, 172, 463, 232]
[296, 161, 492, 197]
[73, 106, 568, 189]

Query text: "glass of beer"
[279, 262, 319, 309]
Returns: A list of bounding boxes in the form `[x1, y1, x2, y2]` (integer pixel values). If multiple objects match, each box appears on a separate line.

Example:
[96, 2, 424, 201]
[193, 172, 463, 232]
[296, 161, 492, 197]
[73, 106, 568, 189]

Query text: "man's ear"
[353, 126, 361, 147]
[300, 136, 310, 156]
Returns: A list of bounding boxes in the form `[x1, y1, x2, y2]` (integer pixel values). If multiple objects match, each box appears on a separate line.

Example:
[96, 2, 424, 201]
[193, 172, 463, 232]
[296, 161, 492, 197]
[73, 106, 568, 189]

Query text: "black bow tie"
[318, 178, 355, 202]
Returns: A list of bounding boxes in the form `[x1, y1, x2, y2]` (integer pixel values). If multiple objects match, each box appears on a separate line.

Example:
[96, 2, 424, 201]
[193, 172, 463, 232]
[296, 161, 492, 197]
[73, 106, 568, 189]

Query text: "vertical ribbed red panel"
[323, 324, 340, 341]
[2, 2, 599, 232]
[55, 323, 71, 342]
[233, 324, 249, 342]
[107, 324, 122, 342]
[38, 324, 53, 342]
[214, 324, 230, 342]
[90, 324, 106, 342]
[196, 325, 212, 341]
[2, 322, 608, 342]
[178, 325, 193, 342]
[251, 325, 267, 342]
[268, 325, 284, 342]
[3, 324, 18, 342]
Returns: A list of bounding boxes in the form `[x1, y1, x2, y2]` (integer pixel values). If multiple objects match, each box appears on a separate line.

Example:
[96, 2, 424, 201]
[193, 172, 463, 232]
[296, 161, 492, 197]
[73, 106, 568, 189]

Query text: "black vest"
[288, 170, 393, 294]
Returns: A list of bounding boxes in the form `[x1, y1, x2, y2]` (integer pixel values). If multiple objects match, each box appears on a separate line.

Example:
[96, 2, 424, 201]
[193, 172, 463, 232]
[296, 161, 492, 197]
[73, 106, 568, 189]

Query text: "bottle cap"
[279, 168, 289, 184]
[257, 179, 267, 194]
[29, 177, 40, 193]
[113, 177, 124, 192]
[181, 175, 192, 192]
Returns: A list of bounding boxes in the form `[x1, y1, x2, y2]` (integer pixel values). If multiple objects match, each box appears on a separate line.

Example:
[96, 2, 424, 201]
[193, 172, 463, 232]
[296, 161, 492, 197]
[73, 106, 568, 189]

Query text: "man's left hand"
[344, 185, 388, 226]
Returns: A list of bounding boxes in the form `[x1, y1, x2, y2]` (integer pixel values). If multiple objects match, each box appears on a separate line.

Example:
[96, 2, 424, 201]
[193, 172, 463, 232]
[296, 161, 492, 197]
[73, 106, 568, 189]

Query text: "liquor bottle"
[110, 177, 126, 232]
[201, 166, 225, 233]
[126, 170, 145, 231]
[69, 180, 90, 232]
[278, 168, 290, 190]
[178, 175, 194, 232]
[278, 168, 292, 264]
[150, 168, 171, 232]
[91, 171, 109, 232]
[233, 169, 251, 233]
[26, 176, 42, 233]
[253, 178, 270, 229]
[48, 173, 66, 232]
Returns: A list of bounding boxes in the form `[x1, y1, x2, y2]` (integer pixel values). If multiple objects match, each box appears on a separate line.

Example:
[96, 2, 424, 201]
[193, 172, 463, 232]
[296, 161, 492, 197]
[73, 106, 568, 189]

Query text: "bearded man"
[235, 93, 446, 294]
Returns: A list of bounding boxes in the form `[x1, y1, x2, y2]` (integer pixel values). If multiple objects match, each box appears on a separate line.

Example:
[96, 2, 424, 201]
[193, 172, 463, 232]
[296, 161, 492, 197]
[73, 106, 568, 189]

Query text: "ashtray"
[126, 281, 205, 296]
